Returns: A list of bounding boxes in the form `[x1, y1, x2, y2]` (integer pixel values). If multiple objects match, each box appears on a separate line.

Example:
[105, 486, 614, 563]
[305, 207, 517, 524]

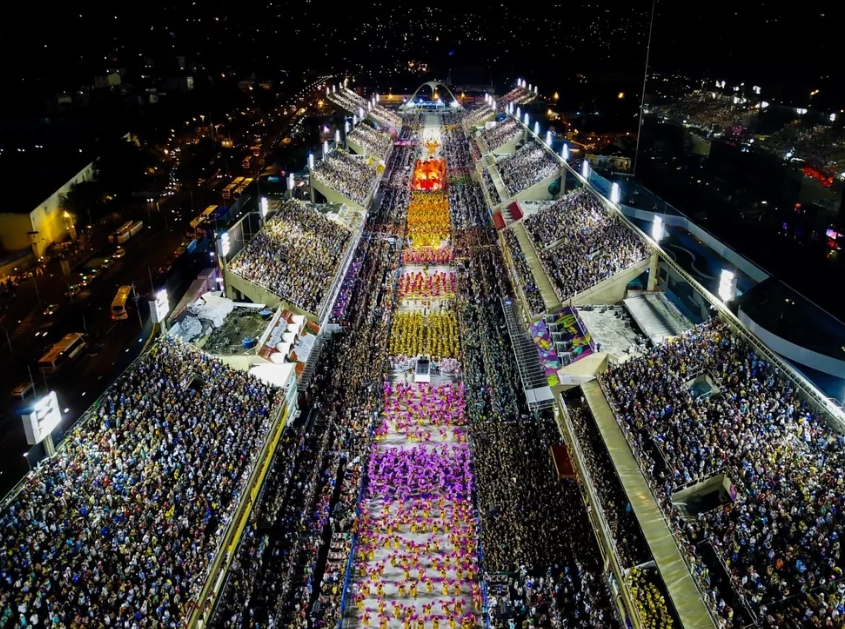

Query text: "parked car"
[113, 247, 126, 259]
[43, 304, 59, 316]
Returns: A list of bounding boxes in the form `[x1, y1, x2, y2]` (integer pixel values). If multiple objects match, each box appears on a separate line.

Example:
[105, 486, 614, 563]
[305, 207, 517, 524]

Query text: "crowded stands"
[502, 229, 545, 314]
[228, 199, 351, 314]
[348, 123, 394, 162]
[481, 168, 501, 206]
[496, 141, 560, 197]
[311, 149, 379, 206]
[763, 121, 845, 173]
[327, 86, 369, 114]
[601, 317, 845, 627]
[368, 105, 403, 130]
[461, 105, 494, 132]
[480, 117, 522, 152]
[524, 188, 649, 300]
[0, 338, 282, 629]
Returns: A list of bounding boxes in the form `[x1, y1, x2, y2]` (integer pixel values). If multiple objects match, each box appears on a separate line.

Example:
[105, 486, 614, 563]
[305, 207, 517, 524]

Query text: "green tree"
[61, 180, 106, 223]
[93, 137, 158, 197]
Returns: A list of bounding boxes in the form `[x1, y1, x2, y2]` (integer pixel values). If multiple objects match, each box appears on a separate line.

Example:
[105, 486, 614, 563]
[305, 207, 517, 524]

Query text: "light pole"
[23, 452, 31, 472]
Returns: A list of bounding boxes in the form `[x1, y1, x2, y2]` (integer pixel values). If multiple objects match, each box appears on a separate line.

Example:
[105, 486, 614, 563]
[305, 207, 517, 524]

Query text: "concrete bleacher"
[509, 223, 560, 312]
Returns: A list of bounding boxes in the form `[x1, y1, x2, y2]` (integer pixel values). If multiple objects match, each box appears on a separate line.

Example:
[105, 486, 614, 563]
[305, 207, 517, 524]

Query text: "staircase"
[511, 223, 561, 311]
[297, 333, 329, 392]
[500, 298, 556, 411]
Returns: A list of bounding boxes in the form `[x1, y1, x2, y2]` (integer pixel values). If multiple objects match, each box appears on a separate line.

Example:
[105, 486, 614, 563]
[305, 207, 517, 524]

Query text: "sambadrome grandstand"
[3, 76, 844, 629]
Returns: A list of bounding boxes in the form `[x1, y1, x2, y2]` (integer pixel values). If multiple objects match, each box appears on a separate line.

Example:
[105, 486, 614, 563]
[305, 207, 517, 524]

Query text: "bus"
[38, 333, 87, 374]
[108, 221, 133, 244]
[188, 205, 219, 237]
[111, 285, 133, 320]
[242, 155, 252, 169]
[221, 182, 238, 200]
[233, 177, 254, 199]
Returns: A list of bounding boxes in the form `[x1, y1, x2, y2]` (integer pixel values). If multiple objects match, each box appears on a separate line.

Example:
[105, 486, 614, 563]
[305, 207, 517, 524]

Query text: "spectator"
[311, 149, 379, 206]
[228, 199, 352, 314]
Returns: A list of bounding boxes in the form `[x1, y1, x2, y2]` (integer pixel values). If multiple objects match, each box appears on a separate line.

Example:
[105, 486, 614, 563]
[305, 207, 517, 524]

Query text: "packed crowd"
[349, 124, 395, 162]
[461, 106, 494, 132]
[653, 93, 746, 131]
[228, 199, 351, 313]
[389, 311, 460, 360]
[524, 188, 649, 300]
[326, 86, 369, 113]
[480, 118, 522, 152]
[312, 149, 380, 206]
[763, 122, 845, 173]
[403, 247, 454, 266]
[496, 142, 560, 198]
[627, 569, 676, 629]
[208, 123, 413, 628]
[0, 338, 282, 629]
[496, 86, 534, 110]
[481, 169, 501, 206]
[502, 229, 545, 314]
[398, 270, 456, 300]
[369, 105, 403, 130]
[350, 381, 481, 629]
[469, 139, 482, 163]
[407, 192, 451, 248]
[601, 318, 845, 628]
[566, 402, 651, 569]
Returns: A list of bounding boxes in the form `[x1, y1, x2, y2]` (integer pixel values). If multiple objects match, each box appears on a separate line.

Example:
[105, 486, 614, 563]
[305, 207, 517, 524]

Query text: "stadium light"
[287, 173, 295, 192]
[533, 121, 540, 135]
[335, 129, 340, 143]
[652, 215, 664, 242]
[581, 160, 590, 179]
[528, 83, 532, 92]
[534, 85, 538, 94]
[524, 113, 530, 126]
[718, 269, 736, 302]
[345, 120, 350, 133]
[220, 232, 230, 257]
[545, 130, 552, 145]
[333, 84, 337, 93]
[517, 78, 523, 87]
[451, 100, 459, 108]
[308, 153, 314, 169]
[358, 107, 364, 118]
[516, 106, 521, 119]
[326, 87, 330, 96]
[561, 144, 569, 162]
[323, 140, 329, 157]
[261, 196, 269, 218]
[611, 182, 621, 204]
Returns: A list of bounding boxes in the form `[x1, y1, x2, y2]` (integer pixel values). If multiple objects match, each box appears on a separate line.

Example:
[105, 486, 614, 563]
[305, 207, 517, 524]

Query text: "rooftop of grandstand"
[228, 199, 352, 314]
[0, 337, 282, 629]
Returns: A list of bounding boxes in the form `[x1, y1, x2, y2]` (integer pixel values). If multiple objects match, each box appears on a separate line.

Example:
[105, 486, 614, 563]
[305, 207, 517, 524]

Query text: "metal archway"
[402, 81, 461, 109]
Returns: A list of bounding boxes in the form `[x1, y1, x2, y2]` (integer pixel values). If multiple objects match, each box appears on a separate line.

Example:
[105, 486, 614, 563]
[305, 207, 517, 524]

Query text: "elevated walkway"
[580, 381, 717, 629]
[510, 223, 560, 312]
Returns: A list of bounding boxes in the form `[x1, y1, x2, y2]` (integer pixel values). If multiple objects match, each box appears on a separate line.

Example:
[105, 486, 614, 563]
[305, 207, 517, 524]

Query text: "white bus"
[38, 333, 87, 374]
[108, 221, 133, 244]
[111, 285, 133, 320]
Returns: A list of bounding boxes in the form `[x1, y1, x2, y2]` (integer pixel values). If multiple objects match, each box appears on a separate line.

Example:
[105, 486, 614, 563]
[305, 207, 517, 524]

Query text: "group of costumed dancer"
[350, 121, 480, 629]
[352, 383, 480, 629]
[398, 271, 456, 299]
[407, 192, 451, 248]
